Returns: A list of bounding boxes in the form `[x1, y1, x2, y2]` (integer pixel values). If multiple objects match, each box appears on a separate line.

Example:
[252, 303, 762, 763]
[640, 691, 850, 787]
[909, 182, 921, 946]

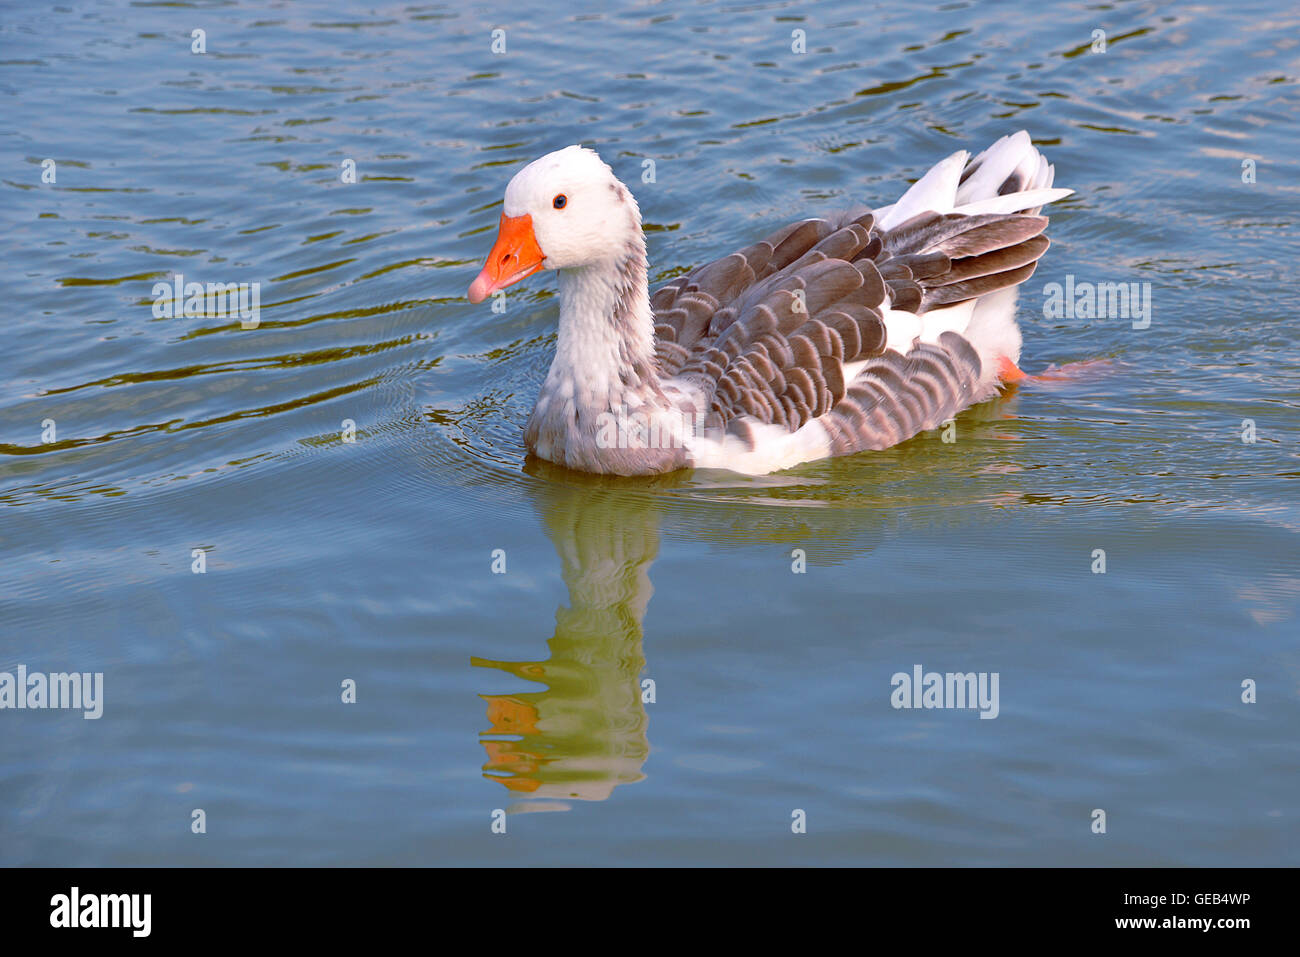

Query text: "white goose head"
[468, 146, 673, 474]
[467, 145, 643, 302]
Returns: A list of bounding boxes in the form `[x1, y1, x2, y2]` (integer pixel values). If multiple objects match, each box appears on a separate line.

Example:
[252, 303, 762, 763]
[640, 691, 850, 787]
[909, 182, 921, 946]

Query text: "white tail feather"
[871, 131, 1070, 388]
[874, 149, 969, 231]
[951, 186, 1073, 216]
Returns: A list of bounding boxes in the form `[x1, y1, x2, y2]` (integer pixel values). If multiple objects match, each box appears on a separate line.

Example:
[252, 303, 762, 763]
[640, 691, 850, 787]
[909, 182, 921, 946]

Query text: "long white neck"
[525, 228, 686, 471]
[540, 236, 659, 413]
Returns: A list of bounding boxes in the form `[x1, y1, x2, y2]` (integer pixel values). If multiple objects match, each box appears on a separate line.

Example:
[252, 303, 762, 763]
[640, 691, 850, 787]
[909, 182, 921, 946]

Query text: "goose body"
[468, 131, 1072, 476]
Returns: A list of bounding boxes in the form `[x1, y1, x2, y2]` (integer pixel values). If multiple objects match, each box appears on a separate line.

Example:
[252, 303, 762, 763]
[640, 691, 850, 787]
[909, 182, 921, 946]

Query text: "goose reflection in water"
[469, 389, 1026, 810]
[472, 473, 676, 808]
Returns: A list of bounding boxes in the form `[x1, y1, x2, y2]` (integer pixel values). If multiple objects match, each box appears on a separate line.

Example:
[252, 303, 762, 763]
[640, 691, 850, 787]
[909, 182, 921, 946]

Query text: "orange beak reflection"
[467, 213, 545, 304]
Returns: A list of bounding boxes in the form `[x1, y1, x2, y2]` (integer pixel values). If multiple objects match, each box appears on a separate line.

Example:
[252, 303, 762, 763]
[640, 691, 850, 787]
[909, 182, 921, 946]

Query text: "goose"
[467, 131, 1072, 476]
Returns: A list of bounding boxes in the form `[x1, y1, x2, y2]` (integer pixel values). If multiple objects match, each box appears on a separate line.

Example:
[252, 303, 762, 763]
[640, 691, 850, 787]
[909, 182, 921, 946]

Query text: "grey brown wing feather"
[650, 191, 1052, 450]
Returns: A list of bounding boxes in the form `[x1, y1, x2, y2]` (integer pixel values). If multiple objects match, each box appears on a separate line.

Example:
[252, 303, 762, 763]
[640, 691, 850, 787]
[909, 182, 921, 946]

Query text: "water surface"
[2, 0, 1298, 865]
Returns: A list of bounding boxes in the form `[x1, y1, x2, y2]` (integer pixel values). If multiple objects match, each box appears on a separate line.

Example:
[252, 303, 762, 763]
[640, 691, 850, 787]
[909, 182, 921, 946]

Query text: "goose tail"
[876, 131, 1073, 390]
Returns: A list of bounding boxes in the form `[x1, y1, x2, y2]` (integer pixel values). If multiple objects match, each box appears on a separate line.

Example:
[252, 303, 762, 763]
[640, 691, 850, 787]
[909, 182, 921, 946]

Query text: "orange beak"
[467, 213, 545, 304]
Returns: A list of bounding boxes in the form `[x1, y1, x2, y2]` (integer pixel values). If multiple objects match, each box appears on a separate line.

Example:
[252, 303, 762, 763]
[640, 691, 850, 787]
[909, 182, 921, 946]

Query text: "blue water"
[2, 0, 1297, 866]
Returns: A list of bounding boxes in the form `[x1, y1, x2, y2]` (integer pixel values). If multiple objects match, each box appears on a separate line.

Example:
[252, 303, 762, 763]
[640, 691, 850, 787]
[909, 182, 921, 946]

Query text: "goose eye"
[553, 194, 567, 209]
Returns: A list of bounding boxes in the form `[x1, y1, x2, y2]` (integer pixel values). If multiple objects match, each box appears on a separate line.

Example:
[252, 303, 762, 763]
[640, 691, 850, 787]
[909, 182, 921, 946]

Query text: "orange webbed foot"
[998, 356, 1115, 386]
